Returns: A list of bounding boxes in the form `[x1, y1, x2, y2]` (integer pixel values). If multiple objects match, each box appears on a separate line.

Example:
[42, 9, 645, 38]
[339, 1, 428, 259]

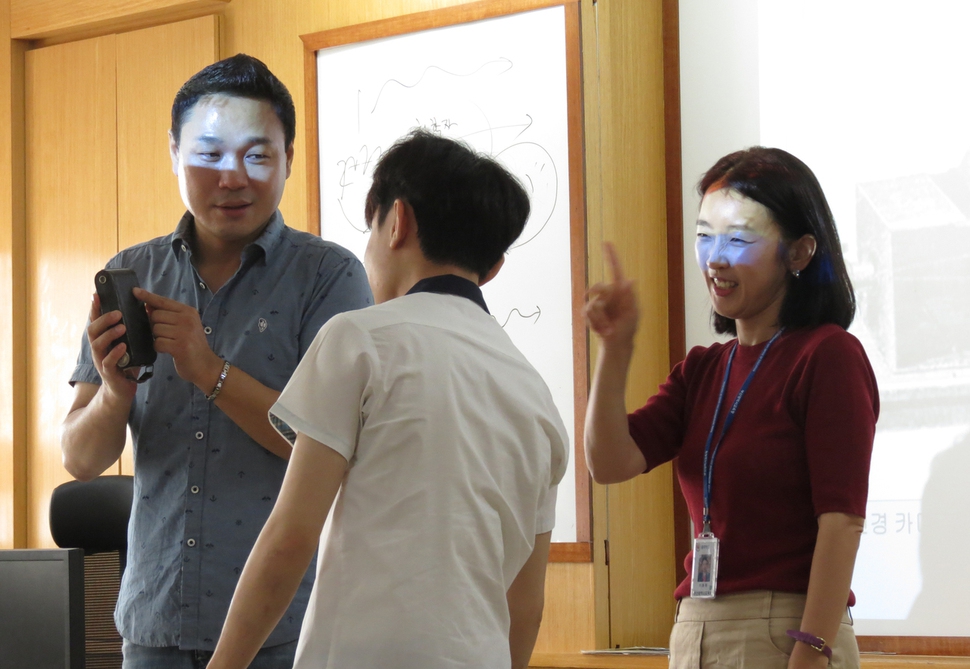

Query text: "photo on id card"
[690, 535, 719, 598]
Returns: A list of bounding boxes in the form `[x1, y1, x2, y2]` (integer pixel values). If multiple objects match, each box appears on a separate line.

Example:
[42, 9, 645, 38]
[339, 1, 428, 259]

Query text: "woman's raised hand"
[584, 242, 639, 348]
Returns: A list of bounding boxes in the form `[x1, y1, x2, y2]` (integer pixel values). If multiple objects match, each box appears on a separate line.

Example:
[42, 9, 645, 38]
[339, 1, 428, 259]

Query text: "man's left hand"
[134, 288, 224, 392]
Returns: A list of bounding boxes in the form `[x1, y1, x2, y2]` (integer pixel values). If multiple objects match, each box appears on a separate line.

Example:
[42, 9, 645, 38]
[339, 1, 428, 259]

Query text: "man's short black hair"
[698, 146, 856, 334]
[171, 53, 296, 148]
[364, 130, 531, 280]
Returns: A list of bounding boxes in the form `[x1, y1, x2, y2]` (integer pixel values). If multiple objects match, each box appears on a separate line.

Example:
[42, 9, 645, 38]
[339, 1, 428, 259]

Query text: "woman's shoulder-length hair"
[698, 146, 856, 336]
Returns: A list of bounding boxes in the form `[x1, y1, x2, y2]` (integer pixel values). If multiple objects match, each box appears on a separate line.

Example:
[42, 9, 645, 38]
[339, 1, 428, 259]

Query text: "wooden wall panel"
[0, 0, 27, 550]
[116, 17, 219, 250]
[0, 0, 10, 549]
[579, 0, 612, 651]
[534, 563, 597, 653]
[12, 0, 228, 43]
[25, 36, 118, 547]
[587, 0, 678, 648]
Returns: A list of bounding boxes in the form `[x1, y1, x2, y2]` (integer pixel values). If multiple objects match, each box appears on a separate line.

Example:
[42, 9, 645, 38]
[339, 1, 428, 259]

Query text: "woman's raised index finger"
[604, 242, 626, 283]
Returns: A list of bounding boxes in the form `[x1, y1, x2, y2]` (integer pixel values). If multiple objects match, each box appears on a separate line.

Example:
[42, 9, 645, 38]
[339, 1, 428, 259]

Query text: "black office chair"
[50, 475, 133, 669]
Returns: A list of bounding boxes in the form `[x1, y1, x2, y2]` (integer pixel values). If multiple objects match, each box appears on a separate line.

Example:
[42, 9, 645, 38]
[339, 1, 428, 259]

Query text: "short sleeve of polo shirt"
[794, 330, 878, 518]
[536, 465, 562, 535]
[537, 489, 559, 535]
[270, 313, 376, 461]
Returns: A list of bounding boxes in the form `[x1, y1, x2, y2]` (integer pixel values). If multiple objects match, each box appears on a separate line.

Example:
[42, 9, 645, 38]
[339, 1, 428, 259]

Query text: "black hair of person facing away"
[699, 147, 856, 335]
[364, 129, 532, 280]
[170, 53, 297, 149]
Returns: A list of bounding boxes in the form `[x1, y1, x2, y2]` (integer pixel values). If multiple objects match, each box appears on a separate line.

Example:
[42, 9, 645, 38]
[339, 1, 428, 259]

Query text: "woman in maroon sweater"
[585, 148, 878, 669]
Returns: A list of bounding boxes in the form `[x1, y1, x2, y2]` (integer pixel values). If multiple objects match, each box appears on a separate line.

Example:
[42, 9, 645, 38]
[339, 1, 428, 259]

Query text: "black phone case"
[95, 269, 157, 370]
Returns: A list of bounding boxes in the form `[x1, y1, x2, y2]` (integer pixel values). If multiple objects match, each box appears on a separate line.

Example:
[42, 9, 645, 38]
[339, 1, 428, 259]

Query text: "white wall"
[679, 0, 759, 349]
[680, 0, 970, 636]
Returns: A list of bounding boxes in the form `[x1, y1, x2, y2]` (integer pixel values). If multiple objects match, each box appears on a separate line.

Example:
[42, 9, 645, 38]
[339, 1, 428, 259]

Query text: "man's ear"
[168, 130, 180, 175]
[788, 234, 817, 273]
[285, 142, 294, 179]
[389, 199, 413, 250]
[479, 255, 506, 286]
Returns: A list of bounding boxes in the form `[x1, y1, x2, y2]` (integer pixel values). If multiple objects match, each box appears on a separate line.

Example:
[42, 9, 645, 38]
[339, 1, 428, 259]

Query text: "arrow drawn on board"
[499, 306, 541, 328]
[458, 114, 534, 143]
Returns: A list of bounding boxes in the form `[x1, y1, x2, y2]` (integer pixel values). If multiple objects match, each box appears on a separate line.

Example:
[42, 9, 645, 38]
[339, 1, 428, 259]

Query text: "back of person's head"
[698, 146, 855, 334]
[171, 53, 296, 149]
[364, 129, 531, 280]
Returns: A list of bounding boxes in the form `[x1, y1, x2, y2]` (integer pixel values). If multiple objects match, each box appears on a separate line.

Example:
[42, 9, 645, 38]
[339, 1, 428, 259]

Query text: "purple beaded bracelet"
[786, 629, 833, 659]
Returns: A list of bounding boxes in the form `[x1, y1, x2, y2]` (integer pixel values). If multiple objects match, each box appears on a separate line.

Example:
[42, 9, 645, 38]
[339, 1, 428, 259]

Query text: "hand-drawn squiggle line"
[500, 306, 541, 328]
[370, 57, 513, 114]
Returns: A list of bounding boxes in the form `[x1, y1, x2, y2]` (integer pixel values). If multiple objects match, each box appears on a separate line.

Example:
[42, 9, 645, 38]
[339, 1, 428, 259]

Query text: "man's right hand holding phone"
[87, 293, 139, 403]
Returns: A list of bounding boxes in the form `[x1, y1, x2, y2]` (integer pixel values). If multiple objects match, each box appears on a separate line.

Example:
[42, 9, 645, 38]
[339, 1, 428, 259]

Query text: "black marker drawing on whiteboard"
[369, 57, 513, 114]
[419, 117, 458, 134]
[332, 52, 557, 246]
[499, 306, 541, 329]
[336, 198, 369, 235]
[335, 144, 384, 231]
[458, 115, 533, 144]
[495, 142, 559, 248]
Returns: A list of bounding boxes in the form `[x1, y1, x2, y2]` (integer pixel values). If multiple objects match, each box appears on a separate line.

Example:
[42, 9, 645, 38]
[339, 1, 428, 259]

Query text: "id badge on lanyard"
[690, 532, 719, 598]
[691, 329, 783, 599]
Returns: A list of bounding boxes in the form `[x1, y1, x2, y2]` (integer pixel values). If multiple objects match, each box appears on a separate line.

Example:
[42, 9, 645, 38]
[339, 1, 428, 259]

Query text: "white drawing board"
[314, 5, 581, 544]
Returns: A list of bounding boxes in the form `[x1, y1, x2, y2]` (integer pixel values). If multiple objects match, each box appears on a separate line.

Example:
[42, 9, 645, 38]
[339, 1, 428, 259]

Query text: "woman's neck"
[735, 319, 783, 347]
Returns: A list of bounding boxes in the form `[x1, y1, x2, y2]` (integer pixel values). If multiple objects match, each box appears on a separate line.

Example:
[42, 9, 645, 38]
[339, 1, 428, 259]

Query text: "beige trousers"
[669, 591, 859, 669]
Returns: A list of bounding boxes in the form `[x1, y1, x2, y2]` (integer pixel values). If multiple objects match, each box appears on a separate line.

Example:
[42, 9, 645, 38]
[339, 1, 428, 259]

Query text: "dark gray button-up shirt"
[71, 211, 373, 650]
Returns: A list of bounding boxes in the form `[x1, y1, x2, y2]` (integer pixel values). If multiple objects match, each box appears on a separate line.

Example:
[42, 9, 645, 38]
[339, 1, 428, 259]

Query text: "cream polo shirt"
[270, 284, 568, 669]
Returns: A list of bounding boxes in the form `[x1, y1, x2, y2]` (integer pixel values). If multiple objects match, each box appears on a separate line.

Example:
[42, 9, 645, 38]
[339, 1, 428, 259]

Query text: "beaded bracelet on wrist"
[206, 360, 231, 401]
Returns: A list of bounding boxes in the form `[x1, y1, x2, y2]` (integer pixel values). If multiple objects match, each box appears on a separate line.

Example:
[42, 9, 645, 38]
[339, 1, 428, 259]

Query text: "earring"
[792, 269, 801, 279]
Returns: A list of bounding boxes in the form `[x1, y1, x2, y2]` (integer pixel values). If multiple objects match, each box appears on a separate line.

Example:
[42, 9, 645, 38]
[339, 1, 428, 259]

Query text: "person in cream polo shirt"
[208, 129, 568, 669]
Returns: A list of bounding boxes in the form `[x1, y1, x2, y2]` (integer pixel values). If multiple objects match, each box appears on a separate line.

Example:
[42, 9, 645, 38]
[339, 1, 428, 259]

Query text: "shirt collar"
[405, 274, 489, 313]
[171, 210, 286, 262]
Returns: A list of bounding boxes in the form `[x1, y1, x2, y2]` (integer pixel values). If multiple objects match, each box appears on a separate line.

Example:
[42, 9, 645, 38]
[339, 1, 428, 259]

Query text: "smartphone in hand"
[95, 269, 157, 370]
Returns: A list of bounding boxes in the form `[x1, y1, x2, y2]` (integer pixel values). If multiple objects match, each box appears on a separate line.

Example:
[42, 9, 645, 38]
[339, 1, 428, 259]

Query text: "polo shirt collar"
[406, 274, 490, 313]
[170, 210, 286, 262]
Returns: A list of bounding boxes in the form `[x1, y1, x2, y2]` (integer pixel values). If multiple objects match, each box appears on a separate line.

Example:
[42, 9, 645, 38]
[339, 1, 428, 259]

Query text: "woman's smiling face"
[695, 188, 792, 342]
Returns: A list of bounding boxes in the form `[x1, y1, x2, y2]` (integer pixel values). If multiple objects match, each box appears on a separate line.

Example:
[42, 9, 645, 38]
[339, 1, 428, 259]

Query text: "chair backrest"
[49, 475, 133, 564]
[49, 475, 133, 669]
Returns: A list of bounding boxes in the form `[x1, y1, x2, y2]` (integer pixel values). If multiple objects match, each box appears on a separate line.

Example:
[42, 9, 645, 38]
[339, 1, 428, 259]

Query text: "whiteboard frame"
[300, 0, 591, 563]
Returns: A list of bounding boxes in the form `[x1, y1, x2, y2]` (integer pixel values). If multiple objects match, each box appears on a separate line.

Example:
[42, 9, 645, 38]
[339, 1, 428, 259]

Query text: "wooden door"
[25, 34, 118, 547]
[24, 16, 217, 546]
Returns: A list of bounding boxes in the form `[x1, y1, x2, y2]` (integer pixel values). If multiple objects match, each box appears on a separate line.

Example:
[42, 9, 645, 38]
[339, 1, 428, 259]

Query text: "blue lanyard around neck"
[700, 328, 785, 534]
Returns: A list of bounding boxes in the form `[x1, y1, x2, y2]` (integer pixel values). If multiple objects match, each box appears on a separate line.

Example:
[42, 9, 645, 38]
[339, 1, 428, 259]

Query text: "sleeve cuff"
[69, 364, 102, 387]
[268, 402, 356, 461]
[536, 483, 559, 534]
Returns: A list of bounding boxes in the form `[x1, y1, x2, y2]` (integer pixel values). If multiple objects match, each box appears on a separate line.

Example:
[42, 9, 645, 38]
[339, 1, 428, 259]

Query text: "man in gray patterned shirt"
[61, 54, 372, 669]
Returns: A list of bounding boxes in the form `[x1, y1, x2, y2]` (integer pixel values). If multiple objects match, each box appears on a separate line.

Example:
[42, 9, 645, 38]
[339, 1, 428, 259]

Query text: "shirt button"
[191, 486, 200, 494]
[199, 282, 207, 290]
[181, 244, 188, 252]
[186, 538, 197, 547]
[203, 326, 212, 335]
[195, 431, 204, 440]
